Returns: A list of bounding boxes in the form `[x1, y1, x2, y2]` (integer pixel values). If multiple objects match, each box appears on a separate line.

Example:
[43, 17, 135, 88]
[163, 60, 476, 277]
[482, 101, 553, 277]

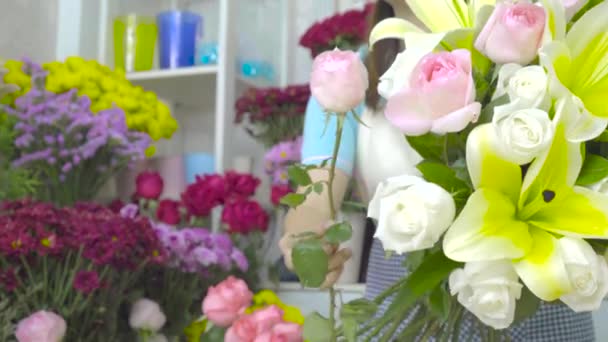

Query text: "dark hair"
[364, 0, 404, 110]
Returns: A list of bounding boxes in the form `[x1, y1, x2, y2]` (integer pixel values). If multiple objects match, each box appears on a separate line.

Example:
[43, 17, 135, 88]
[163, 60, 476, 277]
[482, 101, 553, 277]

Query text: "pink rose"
[310, 49, 368, 113]
[254, 323, 304, 342]
[224, 305, 285, 342]
[202, 276, 253, 327]
[135, 171, 164, 200]
[384, 49, 481, 136]
[15, 310, 67, 342]
[475, 2, 546, 65]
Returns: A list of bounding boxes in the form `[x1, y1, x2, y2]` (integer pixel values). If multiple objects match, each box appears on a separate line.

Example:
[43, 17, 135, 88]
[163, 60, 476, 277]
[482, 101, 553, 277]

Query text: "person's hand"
[279, 222, 352, 289]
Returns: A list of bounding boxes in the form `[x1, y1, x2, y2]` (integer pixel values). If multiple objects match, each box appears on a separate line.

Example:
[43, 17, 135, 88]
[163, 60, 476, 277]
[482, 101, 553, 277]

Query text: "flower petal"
[443, 189, 532, 262]
[564, 1, 608, 118]
[539, 40, 573, 99]
[431, 102, 481, 134]
[466, 124, 522, 202]
[529, 186, 608, 238]
[540, 0, 566, 43]
[384, 88, 433, 136]
[518, 98, 583, 216]
[406, 0, 469, 32]
[369, 18, 424, 49]
[513, 228, 571, 301]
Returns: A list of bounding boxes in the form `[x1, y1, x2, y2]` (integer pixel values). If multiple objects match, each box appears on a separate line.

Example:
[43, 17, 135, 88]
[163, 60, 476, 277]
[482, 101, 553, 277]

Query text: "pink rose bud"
[15, 310, 67, 342]
[310, 49, 368, 113]
[254, 323, 304, 342]
[563, 0, 589, 19]
[475, 2, 546, 65]
[202, 276, 253, 327]
[385, 49, 481, 136]
[135, 171, 164, 200]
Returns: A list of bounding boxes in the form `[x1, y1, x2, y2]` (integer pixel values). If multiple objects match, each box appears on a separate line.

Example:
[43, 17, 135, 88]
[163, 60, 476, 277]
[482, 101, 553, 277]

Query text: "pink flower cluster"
[202, 277, 303, 342]
[0, 200, 164, 271]
[153, 223, 249, 273]
[234, 85, 310, 124]
[299, 4, 373, 57]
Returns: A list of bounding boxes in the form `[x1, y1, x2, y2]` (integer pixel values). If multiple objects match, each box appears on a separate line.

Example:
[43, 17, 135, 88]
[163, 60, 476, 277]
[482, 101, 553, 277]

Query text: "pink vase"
[115, 160, 153, 200]
[152, 155, 186, 200]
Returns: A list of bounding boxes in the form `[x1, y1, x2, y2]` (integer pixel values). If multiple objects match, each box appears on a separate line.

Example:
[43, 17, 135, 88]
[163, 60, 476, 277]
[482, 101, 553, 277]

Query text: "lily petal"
[519, 98, 583, 217]
[539, 40, 573, 99]
[540, 0, 566, 43]
[529, 186, 608, 239]
[564, 1, 608, 117]
[406, 0, 469, 32]
[466, 124, 522, 202]
[513, 228, 572, 301]
[369, 18, 425, 49]
[443, 189, 532, 262]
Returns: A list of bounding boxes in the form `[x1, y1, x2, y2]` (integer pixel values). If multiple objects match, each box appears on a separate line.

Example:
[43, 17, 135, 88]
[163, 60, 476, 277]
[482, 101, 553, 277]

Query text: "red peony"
[225, 171, 261, 199]
[135, 171, 164, 200]
[156, 199, 182, 225]
[271, 184, 292, 206]
[221, 200, 269, 234]
[181, 174, 226, 218]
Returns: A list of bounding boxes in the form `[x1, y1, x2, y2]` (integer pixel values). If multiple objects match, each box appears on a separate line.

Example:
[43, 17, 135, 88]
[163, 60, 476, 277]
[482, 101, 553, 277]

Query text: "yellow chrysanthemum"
[245, 290, 305, 325]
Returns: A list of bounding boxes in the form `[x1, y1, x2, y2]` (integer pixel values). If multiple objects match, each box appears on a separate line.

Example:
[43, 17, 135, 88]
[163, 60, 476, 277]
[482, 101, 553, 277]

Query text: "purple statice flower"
[15, 133, 34, 148]
[119, 204, 139, 219]
[210, 233, 233, 251]
[231, 249, 249, 272]
[192, 246, 218, 267]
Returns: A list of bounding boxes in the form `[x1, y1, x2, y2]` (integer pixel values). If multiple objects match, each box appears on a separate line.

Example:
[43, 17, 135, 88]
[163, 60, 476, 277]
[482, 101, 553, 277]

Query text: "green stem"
[443, 133, 450, 165]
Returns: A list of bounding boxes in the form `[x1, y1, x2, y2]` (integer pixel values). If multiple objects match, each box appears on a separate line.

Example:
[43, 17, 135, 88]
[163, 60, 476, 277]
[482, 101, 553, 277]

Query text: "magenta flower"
[73, 270, 100, 294]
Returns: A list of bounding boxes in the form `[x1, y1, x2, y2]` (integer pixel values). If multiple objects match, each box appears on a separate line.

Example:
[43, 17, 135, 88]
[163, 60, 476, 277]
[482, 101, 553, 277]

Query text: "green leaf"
[512, 286, 540, 325]
[313, 182, 324, 194]
[476, 94, 509, 125]
[342, 317, 358, 342]
[406, 133, 445, 162]
[292, 239, 329, 288]
[576, 154, 608, 186]
[596, 130, 608, 142]
[319, 158, 331, 168]
[340, 298, 378, 322]
[303, 312, 332, 342]
[280, 193, 306, 208]
[402, 250, 426, 271]
[288, 165, 312, 186]
[324, 222, 352, 244]
[384, 251, 461, 318]
[416, 160, 471, 210]
[428, 285, 451, 320]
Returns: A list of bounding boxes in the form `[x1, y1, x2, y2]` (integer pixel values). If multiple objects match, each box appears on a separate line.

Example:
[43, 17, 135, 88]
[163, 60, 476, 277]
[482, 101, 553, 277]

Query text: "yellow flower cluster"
[246, 289, 305, 325]
[1, 57, 178, 141]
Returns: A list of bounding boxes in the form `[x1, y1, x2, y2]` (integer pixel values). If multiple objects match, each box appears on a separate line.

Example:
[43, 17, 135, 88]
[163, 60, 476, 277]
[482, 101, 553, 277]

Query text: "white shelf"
[127, 65, 218, 81]
[127, 65, 218, 107]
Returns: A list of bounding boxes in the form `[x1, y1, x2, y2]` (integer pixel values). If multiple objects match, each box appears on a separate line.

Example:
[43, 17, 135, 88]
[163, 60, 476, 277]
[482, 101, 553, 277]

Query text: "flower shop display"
[2, 57, 178, 142]
[235, 84, 309, 148]
[200, 276, 304, 341]
[281, 0, 608, 341]
[299, 4, 373, 58]
[264, 137, 302, 207]
[0, 200, 164, 341]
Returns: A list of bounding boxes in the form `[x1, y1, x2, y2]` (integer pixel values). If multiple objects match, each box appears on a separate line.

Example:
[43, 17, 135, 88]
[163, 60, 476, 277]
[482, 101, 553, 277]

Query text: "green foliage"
[417, 160, 472, 210]
[323, 222, 352, 244]
[303, 312, 333, 342]
[428, 285, 451, 320]
[280, 193, 307, 208]
[576, 154, 608, 185]
[288, 165, 312, 187]
[341, 299, 378, 342]
[512, 286, 541, 325]
[291, 238, 329, 288]
[0, 114, 37, 200]
[406, 133, 446, 162]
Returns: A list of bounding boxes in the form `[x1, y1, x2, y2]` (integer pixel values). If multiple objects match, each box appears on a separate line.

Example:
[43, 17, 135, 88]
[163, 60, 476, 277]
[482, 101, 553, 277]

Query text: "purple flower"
[119, 204, 139, 219]
[272, 167, 289, 185]
[73, 270, 100, 294]
[192, 246, 218, 266]
[210, 233, 233, 251]
[231, 249, 249, 271]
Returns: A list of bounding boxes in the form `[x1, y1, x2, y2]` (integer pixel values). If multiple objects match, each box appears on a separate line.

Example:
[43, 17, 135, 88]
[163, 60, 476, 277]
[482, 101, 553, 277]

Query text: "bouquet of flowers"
[2, 57, 178, 142]
[0, 200, 164, 341]
[2, 59, 152, 205]
[299, 4, 373, 58]
[264, 137, 302, 206]
[235, 85, 309, 148]
[199, 276, 304, 341]
[282, 0, 608, 340]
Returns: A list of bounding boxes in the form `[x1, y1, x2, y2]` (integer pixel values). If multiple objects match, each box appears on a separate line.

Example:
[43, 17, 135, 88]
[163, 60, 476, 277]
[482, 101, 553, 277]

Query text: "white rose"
[369, 175, 455, 254]
[564, 0, 590, 20]
[449, 260, 523, 330]
[493, 107, 554, 165]
[559, 237, 608, 312]
[129, 298, 167, 332]
[493, 64, 550, 112]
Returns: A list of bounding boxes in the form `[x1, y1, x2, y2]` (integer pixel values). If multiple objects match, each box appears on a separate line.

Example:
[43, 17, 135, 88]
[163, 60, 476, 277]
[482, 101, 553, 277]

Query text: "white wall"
[0, 0, 59, 61]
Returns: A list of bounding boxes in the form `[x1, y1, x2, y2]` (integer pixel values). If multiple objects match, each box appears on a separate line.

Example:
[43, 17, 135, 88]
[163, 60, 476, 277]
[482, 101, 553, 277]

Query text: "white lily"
[443, 96, 608, 301]
[540, 1, 608, 142]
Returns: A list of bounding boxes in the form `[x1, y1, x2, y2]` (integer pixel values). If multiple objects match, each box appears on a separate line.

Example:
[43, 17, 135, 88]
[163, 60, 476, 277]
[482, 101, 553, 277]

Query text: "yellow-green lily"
[540, 1, 608, 141]
[443, 97, 608, 301]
